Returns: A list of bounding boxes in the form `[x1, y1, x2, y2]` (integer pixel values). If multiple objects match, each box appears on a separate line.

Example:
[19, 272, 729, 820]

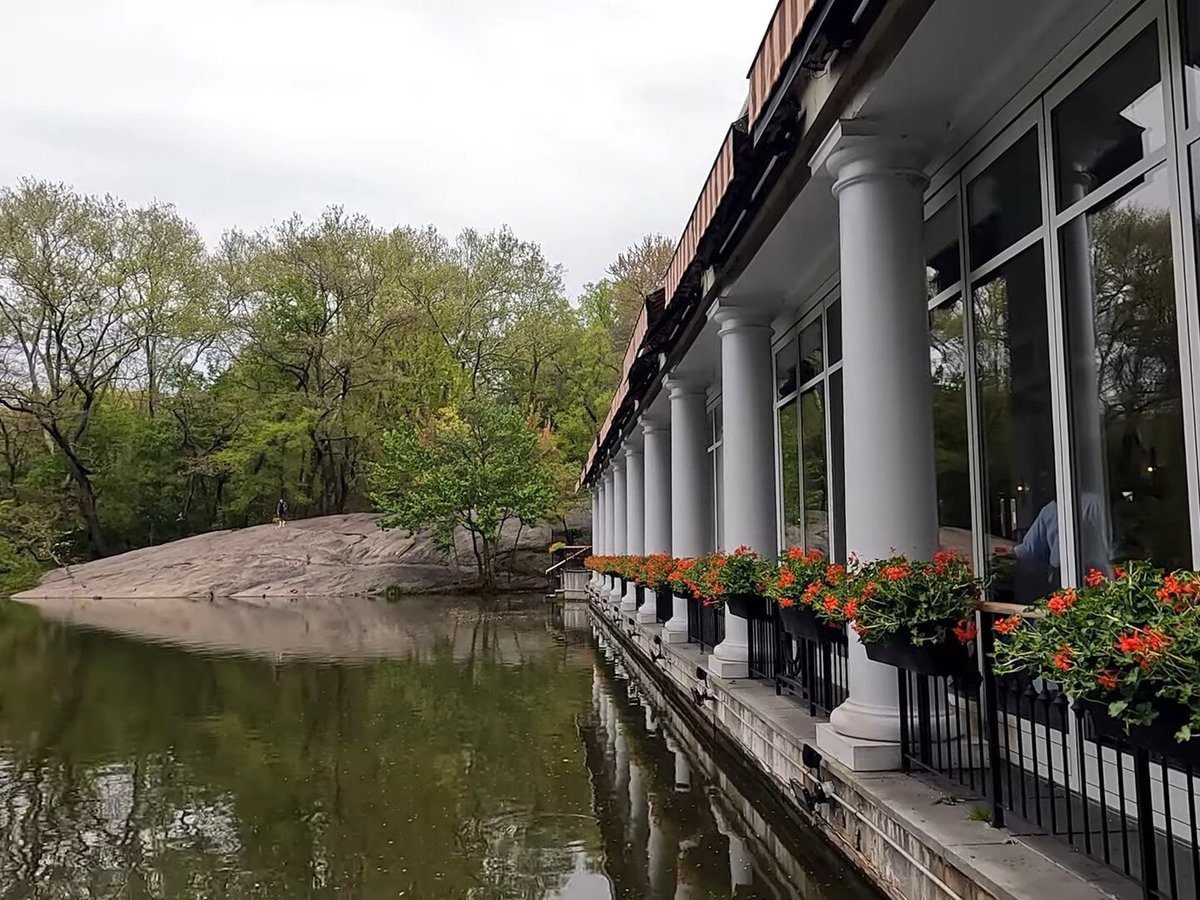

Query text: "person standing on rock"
[275, 497, 289, 528]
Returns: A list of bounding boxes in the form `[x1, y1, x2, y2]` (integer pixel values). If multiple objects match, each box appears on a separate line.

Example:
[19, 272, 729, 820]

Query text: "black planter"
[635, 584, 645, 608]
[863, 627, 976, 678]
[724, 592, 773, 621]
[778, 604, 826, 642]
[1079, 697, 1200, 767]
[655, 587, 674, 622]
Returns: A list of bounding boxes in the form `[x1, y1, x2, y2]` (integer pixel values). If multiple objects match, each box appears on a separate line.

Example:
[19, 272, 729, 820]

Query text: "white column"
[815, 125, 938, 771]
[663, 378, 712, 643]
[622, 437, 645, 612]
[610, 456, 627, 604]
[590, 485, 602, 590]
[709, 306, 776, 680]
[640, 416, 672, 623]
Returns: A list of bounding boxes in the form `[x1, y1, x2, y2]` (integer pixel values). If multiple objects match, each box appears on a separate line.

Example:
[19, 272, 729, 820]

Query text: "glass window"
[1063, 164, 1190, 571]
[926, 198, 962, 298]
[708, 402, 723, 446]
[1183, 0, 1200, 126]
[800, 385, 828, 556]
[829, 370, 846, 562]
[775, 338, 798, 399]
[827, 300, 842, 365]
[1053, 25, 1164, 209]
[967, 129, 1042, 267]
[930, 296, 973, 562]
[778, 400, 802, 549]
[714, 442, 725, 551]
[973, 243, 1060, 604]
[799, 319, 823, 384]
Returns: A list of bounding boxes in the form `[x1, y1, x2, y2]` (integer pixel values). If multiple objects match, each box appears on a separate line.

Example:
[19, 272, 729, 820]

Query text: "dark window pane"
[930, 295, 973, 563]
[775, 338, 798, 399]
[1053, 25, 1164, 209]
[1183, 0, 1200, 126]
[967, 130, 1042, 267]
[827, 300, 842, 364]
[713, 442, 724, 550]
[778, 400, 802, 549]
[799, 319, 823, 383]
[926, 198, 962, 298]
[800, 385, 828, 556]
[708, 402, 722, 447]
[830, 370, 846, 562]
[1065, 163, 1190, 571]
[973, 243, 1060, 604]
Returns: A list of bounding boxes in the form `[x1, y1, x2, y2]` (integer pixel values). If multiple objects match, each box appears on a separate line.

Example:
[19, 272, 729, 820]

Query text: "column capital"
[812, 119, 928, 197]
[640, 414, 669, 436]
[663, 374, 708, 399]
[710, 302, 774, 338]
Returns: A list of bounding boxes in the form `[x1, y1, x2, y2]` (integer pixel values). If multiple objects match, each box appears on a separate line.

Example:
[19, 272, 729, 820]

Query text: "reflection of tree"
[777, 402, 801, 548]
[1083, 202, 1187, 567]
[929, 302, 971, 535]
[800, 387, 828, 554]
[0, 601, 595, 897]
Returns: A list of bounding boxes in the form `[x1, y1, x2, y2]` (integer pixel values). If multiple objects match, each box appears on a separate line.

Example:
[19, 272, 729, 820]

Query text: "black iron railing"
[747, 607, 778, 681]
[655, 589, 673, 623]
[686, 595, 724, 651]
[776, 621, 849, 717]
[898, 609, 1200, 900]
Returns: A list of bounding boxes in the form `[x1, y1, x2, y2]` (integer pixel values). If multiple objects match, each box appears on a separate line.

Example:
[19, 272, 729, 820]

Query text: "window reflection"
[799, 319, 823, 384]
[930, 296, 973, 563]
[926, 199, 962, 298]
[1183, 0, 1200, 125]
[1053, 25, 1164, 209]
[1063, 164, 1190, 571]
[830, 370, 846, 563]
[968, 129, 1042, 266]
[828, 301, 843, 365]
[973, 245, 1060, 603]
[775, 338, 798, 399]
[778, 401, 801, 549]
[800, 386, 828, 556]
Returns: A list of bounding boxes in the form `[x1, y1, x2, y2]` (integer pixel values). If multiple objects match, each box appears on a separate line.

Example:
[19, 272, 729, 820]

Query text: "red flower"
[1085, 568, 1106, 587]
[843, 598, 859, 620]
[1046, 588, 1078, 616]
[777, 569, 796, 588]
[822, 594, 840, 614]
[881, 563, 911, 582]
[1097, 670, 1119, 690]
[1113, 566, 1128, 579]
[778, 596, 795, 609]
[993, 615, 1022, 634]
[953, 619, 978, 644]
[1053, 645, 1074, 672]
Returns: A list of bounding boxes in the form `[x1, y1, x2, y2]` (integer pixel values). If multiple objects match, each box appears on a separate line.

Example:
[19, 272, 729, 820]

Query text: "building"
[583, 0, 1200, 895]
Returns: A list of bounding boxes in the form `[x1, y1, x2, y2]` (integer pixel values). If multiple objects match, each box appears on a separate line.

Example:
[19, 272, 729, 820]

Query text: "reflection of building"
[585, 0, 1200, 753]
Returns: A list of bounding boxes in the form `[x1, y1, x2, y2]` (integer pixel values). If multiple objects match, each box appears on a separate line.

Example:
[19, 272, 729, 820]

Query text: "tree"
[370, 399, 556, 587]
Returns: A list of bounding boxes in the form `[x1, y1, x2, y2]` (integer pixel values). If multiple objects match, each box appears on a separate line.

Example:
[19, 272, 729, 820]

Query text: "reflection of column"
[712, 805, 755, 891]
[647, 795, 676, 898]
[664, 377, 712, 643]
[629, 759, 649, 877]
[623, 438, 645, 612]
[1061, 175, 1111, 575]
[606, 695, 619, 753]
[815, 125, 936, 770]
[674, 839, 703, 900]
[711, 306, 777, 679]
[644, 704, 657, 734]
[611, 456, 627, 604]
[642, 415, 672, 623]
[615, 722, 630, 802]
[667, 736, 691, 792]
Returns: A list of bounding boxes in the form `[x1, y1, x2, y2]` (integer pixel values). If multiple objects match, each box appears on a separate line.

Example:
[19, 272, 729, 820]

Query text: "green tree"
[371, 399, 556, 587]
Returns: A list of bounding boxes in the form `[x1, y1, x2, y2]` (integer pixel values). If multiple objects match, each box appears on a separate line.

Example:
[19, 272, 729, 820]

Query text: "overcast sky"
[0, 0, 775, 295]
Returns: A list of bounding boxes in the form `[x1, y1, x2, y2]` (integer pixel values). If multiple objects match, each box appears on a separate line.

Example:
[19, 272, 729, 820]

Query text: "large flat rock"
[15, 513, 558, 601]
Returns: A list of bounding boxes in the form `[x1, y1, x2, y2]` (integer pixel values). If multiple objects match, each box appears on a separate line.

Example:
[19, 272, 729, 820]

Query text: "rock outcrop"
[15, 513, 575, 601]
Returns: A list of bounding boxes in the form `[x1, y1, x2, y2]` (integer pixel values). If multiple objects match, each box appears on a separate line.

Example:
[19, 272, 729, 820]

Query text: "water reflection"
[0, 597, 878, 898]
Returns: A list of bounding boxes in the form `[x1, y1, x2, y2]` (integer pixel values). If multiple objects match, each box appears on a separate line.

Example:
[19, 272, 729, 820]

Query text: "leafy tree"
[371, 399, 556, 587]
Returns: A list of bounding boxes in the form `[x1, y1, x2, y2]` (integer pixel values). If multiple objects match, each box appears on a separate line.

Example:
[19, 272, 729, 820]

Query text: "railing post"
[1133, 747, 1159, 900]
[898, 670, 911, 774]
[979, 613, 1006, 828]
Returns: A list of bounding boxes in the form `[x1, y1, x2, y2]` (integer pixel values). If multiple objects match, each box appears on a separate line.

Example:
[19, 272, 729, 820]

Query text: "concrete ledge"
[815, 722, 902, 772]
[587, 597, 1118, 900]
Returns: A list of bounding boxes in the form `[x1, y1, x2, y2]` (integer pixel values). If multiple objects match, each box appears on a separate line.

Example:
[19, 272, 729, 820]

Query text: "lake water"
[0, 595, 881, 899]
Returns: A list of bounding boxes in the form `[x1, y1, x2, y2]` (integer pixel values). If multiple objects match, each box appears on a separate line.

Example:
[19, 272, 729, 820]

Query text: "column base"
[662, 619, 689, 643]
[636, 589, 657, 623]
[707, 654, 748, 680]
[829, 696, 902, 743]
[620, 586, 639, 613]
[609, 584, 624, 606]
[815, 722, 901, 772]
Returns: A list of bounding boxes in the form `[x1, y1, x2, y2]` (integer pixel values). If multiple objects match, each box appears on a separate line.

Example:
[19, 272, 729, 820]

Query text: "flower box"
[863, 625, 977, 679]
[725, 592, 773, 621]
[1079, 698, 1200, 767]
[778, 604, 826, 642]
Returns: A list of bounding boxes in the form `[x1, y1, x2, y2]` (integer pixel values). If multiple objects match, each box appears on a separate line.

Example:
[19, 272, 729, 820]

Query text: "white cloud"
[0, 0, 776, 293]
